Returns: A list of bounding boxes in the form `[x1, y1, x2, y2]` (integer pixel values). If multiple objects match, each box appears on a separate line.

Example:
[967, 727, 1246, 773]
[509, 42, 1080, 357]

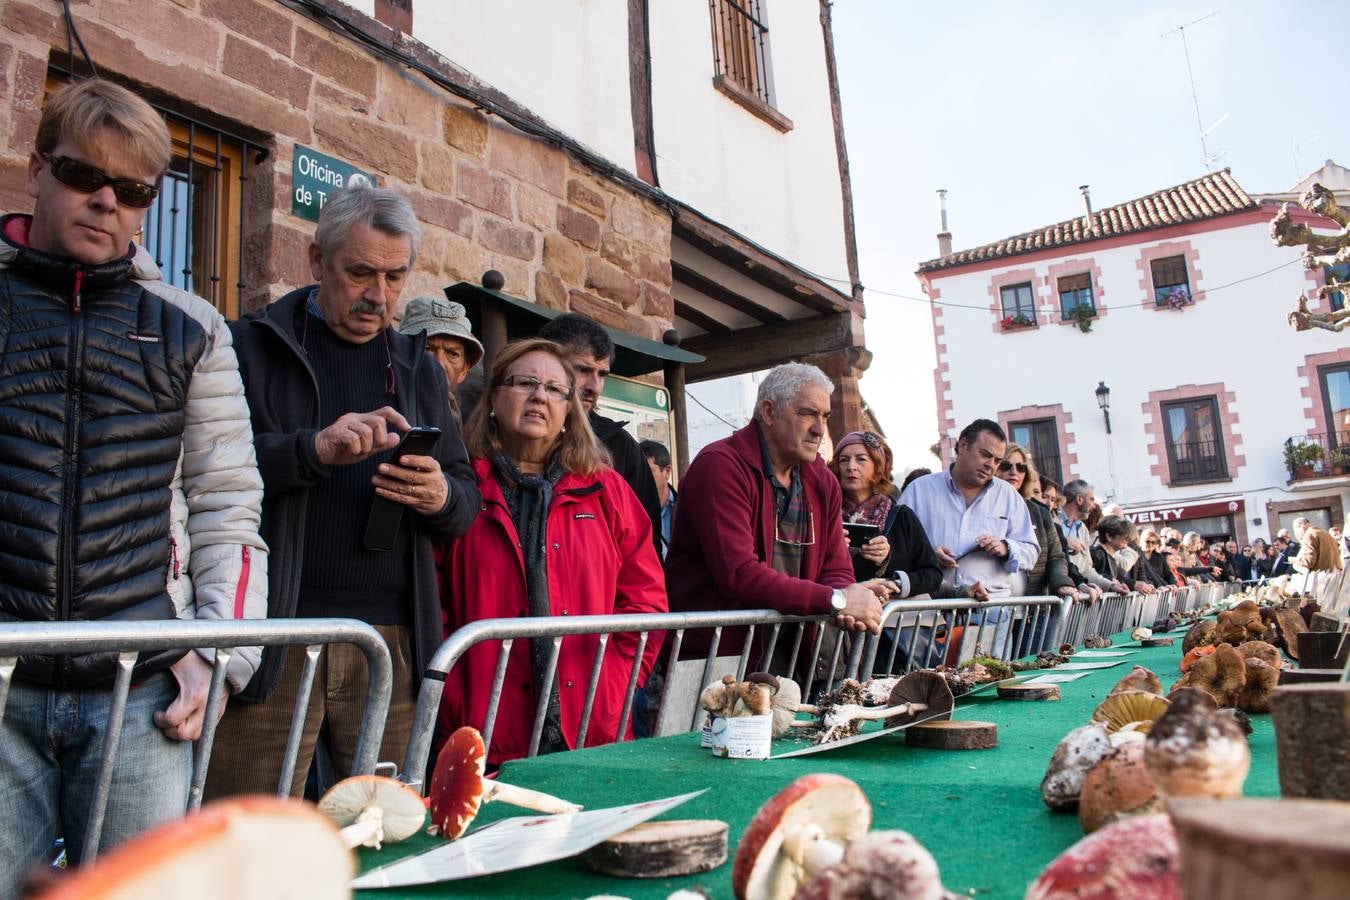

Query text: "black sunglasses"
[43, 154, 158, 208]
[997, 460, 1028, 474]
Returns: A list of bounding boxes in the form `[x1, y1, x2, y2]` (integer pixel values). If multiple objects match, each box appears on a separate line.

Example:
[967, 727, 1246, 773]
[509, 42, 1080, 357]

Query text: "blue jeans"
[0, 672, 190, 890]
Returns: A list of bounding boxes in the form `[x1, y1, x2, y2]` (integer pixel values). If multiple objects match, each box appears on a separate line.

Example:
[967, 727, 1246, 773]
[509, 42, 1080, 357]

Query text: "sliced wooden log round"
[998, 683, 1062, 701]
[884, 670, 954, 728]
[582, 819, 729, 878]
[1170, 797, 1350, 900]
[905, 720, 998, 750]
[1140, 637, 1175, 648]
[1271, 683, 1350, 801]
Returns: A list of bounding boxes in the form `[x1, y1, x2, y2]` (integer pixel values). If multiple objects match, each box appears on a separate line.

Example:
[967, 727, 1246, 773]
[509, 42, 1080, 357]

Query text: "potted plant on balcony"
[1284, 439, 1323, 479]
[1329, 446, 1350, 475]
[1000, 314, 1035, 332]
[1067, 304, 1096, 333]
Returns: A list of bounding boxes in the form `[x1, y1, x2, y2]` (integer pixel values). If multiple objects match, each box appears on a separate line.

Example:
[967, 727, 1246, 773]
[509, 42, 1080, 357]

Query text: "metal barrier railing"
[402, 597, 1063, 790]
[0, 618, 392, 862]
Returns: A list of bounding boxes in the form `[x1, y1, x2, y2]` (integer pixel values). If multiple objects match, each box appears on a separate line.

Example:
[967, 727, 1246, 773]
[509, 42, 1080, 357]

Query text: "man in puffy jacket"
[0, 79, 267, 876]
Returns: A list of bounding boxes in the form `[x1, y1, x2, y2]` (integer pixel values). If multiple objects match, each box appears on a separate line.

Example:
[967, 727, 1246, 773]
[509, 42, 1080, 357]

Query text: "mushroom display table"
[357, 628, 1281, 899]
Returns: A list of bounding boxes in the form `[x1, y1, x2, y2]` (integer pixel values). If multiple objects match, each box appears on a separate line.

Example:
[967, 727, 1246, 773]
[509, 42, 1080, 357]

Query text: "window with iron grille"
[1162, 397, 1229, 484]
[708, 0, 775, 109]
[47, 72, 261, 319]
[1009, 418, 1062, 486]
[1057, 272, 1095, 318]
[1000, 282, 1037, 322]
[1150, 255, 1191, 306]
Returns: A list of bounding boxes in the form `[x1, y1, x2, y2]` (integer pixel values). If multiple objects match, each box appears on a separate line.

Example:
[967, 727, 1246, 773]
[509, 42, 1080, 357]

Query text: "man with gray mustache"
[205, 185, 480, 798]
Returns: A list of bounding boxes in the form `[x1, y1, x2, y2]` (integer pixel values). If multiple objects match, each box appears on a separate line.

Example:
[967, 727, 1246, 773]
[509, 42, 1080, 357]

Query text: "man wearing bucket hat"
[398, 296, 484, 425]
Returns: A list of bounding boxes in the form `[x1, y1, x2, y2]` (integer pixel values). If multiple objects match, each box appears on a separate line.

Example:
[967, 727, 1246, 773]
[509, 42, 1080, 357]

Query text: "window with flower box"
[1151, 255, 1191, 307]
[999, 282, 1036, 324]
[1057, 272, 1095, 318]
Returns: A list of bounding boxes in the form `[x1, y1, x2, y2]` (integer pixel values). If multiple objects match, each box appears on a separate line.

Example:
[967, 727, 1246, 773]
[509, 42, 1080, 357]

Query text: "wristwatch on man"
[830, 588, 847, 613]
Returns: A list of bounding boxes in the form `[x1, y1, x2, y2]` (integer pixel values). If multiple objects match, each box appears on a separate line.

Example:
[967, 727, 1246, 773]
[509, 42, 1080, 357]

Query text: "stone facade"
[0, 0, 675, 340]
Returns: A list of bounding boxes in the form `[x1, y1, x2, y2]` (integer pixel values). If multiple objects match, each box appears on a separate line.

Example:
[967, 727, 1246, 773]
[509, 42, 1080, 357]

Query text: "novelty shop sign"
[1121, 498, 1244, 526]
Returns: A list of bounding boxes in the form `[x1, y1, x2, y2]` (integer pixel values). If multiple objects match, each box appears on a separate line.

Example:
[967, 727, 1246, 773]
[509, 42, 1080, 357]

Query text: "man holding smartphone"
[207, 185, 480, 799]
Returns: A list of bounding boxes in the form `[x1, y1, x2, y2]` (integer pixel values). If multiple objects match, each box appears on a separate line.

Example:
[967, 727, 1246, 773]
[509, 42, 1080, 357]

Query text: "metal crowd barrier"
[402, 597, 1064, 789]
[0, 618, 392, 862]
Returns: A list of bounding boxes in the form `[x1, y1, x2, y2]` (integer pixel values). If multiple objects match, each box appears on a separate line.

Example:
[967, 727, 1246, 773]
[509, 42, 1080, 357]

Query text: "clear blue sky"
[832, 0, 1350, 467]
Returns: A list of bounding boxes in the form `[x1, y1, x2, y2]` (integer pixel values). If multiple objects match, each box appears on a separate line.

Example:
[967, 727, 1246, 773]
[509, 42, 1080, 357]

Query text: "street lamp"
[1095, 381, 1112, 434]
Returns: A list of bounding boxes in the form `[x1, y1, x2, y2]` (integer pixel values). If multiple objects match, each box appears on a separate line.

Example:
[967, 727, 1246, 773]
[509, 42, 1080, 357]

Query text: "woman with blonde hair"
[435, 338, 667, 765]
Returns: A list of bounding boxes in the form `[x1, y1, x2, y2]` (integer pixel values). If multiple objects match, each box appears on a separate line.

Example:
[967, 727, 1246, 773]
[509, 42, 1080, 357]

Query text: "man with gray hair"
[207, 185, 480, 798]
[667, 363, 892, 672]
[1293, 516, 1343, 574]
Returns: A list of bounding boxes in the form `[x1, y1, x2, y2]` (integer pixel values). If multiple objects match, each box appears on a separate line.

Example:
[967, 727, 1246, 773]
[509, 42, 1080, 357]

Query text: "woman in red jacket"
[435, 338, 667, 766]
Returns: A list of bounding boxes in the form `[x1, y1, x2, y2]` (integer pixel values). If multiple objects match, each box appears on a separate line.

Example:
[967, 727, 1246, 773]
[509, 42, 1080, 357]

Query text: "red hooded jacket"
[436, 458, 667, 765]
[665, 422, 855, 660]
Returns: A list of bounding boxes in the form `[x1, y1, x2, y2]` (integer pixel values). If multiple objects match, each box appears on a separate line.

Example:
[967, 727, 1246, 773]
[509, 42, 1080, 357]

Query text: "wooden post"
[480, 302, 508, 376]
[1171, 797, 1350, 900]
[664, 361, 690, 478]
[1270, 683, 1350, 800]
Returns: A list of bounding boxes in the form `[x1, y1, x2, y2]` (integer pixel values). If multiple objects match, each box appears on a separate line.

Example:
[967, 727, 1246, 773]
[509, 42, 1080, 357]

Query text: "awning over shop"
[445, 279, 703, 378]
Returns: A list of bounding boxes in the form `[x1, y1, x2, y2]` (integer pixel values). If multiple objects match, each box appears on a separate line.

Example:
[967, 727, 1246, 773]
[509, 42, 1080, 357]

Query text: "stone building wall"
[0, 0, 675, 339]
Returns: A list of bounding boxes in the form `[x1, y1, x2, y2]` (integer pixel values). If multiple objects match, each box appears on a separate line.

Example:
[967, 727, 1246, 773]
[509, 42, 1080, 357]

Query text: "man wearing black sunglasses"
[0, 79, 267, 872]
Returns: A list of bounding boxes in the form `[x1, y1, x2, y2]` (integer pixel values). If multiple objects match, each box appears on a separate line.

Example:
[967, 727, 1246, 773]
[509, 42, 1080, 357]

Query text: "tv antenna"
[1291, 135, 1318, 183]
[1162, 11, 1226, 170]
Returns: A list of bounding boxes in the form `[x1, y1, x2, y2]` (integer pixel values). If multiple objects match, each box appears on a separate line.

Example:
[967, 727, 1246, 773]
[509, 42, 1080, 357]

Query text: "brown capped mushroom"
[767, 675, 804, 737]
[791, 830, 947, 900]
[1181, 620, 1217, 655]
[1171, 643, 1246, 707]
[1078, 742, 1162, 834]
[1144, 687, 1249, 799]
[1235, 640, 1281, 670]
[317, 774, 426, 849]
[1109, 666, 1163, 697]
[731, 774, 872, 900]
[37, 796, 353, 900]
[428, 726, 580, 840]
[735, 674, 779, 717]
[700, 675, 740, 720]
[1234, 657, 1279, 714]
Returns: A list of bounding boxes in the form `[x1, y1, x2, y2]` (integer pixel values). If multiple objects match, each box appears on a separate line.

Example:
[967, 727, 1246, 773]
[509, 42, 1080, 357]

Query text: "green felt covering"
[357, 629, 1279, 899]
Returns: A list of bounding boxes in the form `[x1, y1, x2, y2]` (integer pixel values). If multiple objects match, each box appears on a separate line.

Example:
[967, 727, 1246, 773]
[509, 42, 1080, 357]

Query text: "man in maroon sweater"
[667, 364, 891, 665]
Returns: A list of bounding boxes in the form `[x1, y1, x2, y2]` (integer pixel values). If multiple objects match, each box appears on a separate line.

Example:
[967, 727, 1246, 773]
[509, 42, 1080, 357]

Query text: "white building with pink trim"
[916, 166, 1350, 545]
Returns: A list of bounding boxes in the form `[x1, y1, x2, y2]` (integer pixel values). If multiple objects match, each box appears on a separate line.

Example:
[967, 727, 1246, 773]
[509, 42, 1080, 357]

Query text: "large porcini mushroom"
[1078, 742, 1162, 833]
[1235, 640, 1281, 670]
[767, 675, 804, 737]
[317, 774, 426, 849]
[37, 797, 352, 900]
[1215, 603, 1265, 645]
[731, 774, 872, 900]
[1171, 643, 1246, 707]
[735, 673, 779, 717]
[1041, 723, 1113, 812]
[791, 830, 947, 900]
[428, 726, 580, 839]
[1025, 813, 1179, 900]
[1109, 666, 1162, 697]
[1144, 687, 1249, 799]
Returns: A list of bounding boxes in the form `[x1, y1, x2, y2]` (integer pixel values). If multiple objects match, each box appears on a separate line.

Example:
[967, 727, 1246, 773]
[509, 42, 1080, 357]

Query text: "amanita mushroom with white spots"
[731, 774, 872, 900]
[318, 774, 427, 850]
[429, 726, 581, 839]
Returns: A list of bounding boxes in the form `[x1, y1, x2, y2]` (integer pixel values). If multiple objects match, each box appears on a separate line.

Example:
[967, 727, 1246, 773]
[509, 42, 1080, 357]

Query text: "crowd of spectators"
[6, 77, 1346, 878]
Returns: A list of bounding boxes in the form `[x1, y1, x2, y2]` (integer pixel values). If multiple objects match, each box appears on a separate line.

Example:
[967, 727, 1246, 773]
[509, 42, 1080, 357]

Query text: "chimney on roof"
[1079, 184, 1093, 219]
[936, 189, 953, 257]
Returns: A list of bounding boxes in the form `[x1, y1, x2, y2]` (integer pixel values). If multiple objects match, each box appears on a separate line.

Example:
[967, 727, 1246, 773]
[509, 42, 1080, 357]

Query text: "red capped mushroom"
[731, 774, 872, 900]
[36, 796, 352, 900]
[317, 774, 426, 850]
[429, 726, 581, 839]
[1026, 813, 1179, 900]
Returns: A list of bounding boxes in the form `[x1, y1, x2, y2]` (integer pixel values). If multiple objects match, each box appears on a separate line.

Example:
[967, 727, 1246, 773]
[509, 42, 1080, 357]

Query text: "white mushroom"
[730, 774, 872, 900]
[318, 774, 427, 850]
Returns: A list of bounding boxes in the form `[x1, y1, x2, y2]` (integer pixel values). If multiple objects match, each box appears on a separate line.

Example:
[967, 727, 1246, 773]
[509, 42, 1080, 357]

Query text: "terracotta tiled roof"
[918, 169, 1258, 273]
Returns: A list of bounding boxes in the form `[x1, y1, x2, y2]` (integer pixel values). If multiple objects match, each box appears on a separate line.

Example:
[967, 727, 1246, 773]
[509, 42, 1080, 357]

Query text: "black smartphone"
[843, 522, 880, 548]
[363, 426, 442, 551]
